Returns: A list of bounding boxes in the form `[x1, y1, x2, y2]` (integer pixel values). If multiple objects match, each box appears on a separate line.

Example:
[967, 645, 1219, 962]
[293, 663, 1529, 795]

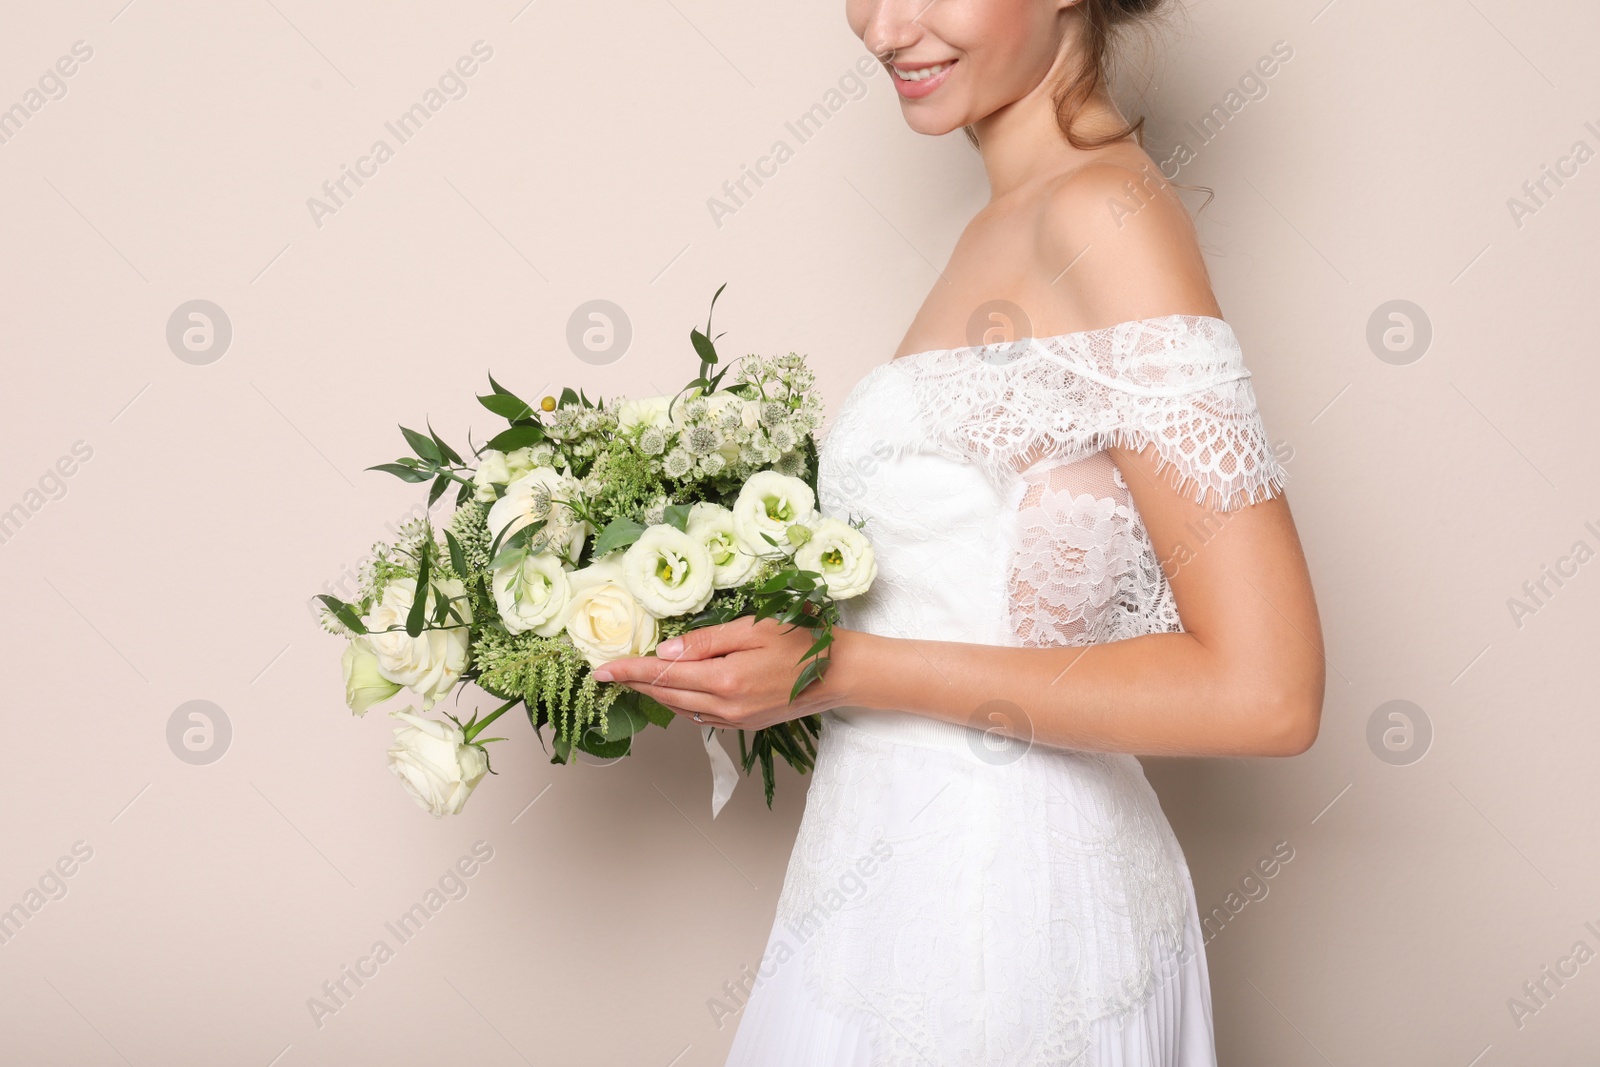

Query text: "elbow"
[1248, 683, 1324, 757]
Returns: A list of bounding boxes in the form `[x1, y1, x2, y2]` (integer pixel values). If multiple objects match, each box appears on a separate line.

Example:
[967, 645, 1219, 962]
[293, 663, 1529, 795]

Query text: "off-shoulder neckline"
[889, 313, 1233, 364]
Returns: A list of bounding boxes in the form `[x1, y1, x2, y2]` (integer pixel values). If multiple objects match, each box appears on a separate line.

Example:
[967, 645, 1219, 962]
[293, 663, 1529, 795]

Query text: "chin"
[900, 110, 968, 137]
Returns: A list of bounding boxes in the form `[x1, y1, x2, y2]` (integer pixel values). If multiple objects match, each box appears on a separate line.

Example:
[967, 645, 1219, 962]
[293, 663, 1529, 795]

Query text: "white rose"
[341, 636, 401, 716]
[363, 577, 472, 710]
[386, 709, 489, 818]
[792, 517, 877, 599]
[472, 450, 513, 502]
[622, 524, 716, 618]
[617, 395, 674, 434]
[732, 471, 817, 557]
[687, 502, 762, 589]
[564, 560, 659, 667]
[492, 551, 571, 637]
[488, 466, 586, 561]
[505, 446, 539, 475]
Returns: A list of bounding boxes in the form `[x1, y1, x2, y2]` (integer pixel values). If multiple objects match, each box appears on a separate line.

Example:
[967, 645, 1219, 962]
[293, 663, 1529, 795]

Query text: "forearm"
[824, 626, 1316, 758]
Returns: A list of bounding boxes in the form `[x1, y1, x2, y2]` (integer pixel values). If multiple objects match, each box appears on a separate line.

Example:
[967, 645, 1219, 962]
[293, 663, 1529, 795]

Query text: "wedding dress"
[721, 315, 1287, 1067]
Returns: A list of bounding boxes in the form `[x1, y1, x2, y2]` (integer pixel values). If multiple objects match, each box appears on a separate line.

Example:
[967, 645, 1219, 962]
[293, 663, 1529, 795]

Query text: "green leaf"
[444, 529, 468, 577]
[485, 424, 545, 451]
[575, 728, 632, 759]
[406, 547, 430, 637]
[487, 372, 518, 397]
[427, 473, 451, 508]
[368, 463, 432, 484]
[690, 327, 718, 366]
[401, 426, 441, 463]
[478, 392, 536, 421]
[428, 421, 463, 465]
[314, 594, 367, 635]
[489, 519, 546, 570]
[601, 698, 649, 742]
[591, 517, 646, 557]
[455, 478, 473, 508]
[635, 693, 675, 729]
[662, 503, 692, 532]
[559, 387, 580, 408]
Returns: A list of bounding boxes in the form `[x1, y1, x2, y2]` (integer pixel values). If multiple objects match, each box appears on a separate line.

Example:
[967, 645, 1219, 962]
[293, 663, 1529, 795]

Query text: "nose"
[858, 0, 924, 60]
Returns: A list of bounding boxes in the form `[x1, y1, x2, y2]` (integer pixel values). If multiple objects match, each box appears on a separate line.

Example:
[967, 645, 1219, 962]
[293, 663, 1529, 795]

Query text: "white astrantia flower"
[662, 449, 693, 479]
[687, 502, 762, 589]
[363, 577, 472, 710]
[386, 708, 489, 817]
[492, 551, 571, 637]
[732, 471, 816, 556]
[792, 517, 877, 599]
[563, 559, 659, 666]
[622, 524, 716, 618]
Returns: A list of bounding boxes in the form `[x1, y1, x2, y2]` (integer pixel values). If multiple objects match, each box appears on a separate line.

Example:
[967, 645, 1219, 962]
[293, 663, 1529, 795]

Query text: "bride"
[594, 0, 1325, 1062]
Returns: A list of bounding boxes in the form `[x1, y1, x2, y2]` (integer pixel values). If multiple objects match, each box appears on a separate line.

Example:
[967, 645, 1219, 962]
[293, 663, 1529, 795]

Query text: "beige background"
[2, 0, 1597, 1063]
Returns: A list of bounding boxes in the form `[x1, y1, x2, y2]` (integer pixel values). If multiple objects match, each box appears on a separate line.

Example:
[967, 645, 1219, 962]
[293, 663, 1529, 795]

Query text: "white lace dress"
[722, 315, 1288, 1067]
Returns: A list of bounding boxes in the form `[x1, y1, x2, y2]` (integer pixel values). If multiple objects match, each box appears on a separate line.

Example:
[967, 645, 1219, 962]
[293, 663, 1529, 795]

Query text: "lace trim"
[894, 314, 1287, 514]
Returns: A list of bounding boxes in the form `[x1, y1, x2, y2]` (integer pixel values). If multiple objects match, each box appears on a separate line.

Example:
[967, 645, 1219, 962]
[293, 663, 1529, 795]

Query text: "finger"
[655, 617, 758, 662]
[595, 655, 727, 692]
[619, 680, 723, 718]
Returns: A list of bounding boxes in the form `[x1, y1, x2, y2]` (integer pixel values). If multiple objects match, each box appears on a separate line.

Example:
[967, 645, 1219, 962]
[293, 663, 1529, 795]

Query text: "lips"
[887, 58, 957, 100]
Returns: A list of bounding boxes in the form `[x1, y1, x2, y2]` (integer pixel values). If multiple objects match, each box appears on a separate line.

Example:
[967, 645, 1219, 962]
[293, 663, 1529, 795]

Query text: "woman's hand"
[592, 617, 844, 729]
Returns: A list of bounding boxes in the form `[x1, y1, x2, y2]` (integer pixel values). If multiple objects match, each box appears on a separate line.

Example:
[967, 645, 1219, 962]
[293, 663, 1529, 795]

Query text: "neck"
[970, 22, 1132, 200]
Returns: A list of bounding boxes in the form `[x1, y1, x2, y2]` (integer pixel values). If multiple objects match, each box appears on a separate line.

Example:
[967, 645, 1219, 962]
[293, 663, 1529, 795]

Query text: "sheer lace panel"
[1009, 450, 1183, 649]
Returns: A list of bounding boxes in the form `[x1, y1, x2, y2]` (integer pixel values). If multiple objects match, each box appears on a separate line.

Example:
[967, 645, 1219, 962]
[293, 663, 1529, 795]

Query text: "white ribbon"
[702, 726, 739, 818]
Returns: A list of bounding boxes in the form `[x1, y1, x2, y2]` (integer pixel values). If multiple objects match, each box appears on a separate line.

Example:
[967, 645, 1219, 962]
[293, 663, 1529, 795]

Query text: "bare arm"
[596, 161, 1325, 757]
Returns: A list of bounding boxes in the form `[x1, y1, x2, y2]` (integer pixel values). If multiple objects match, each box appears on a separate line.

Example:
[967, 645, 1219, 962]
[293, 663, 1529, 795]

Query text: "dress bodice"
[816, 314, 1288, 654]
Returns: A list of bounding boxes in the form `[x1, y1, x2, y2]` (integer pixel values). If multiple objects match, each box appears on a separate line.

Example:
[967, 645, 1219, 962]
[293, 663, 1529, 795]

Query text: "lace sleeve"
[1009, 450, 1183, 648]
[914, 316, 1288, 514]
[1031, 315, 1288, 513]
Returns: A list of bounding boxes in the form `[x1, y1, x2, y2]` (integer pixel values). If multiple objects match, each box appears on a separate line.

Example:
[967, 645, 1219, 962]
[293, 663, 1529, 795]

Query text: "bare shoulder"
[1031, 156, 1220, 326]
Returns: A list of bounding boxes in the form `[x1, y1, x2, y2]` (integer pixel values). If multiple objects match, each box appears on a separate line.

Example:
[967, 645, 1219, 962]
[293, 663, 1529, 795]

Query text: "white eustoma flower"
[487, 466, 587, 562]
[732, 471, 817, 556]
[563, 559, 659, 666]
[622, 524, 716, 618]
[472, 449, 513, 502]
[363, 577, 472, 710]
[792, 517, 877, 599]
[492, 551, 572, 637]
[686, 502, 762, 589]
[386, 708, 489, 817]
[341, 636, 401, 715]
[617, 395, 674, 434]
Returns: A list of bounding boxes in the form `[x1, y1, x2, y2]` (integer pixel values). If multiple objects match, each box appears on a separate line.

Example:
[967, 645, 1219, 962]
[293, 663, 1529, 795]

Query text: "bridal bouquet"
[315, 287, 875, 817]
